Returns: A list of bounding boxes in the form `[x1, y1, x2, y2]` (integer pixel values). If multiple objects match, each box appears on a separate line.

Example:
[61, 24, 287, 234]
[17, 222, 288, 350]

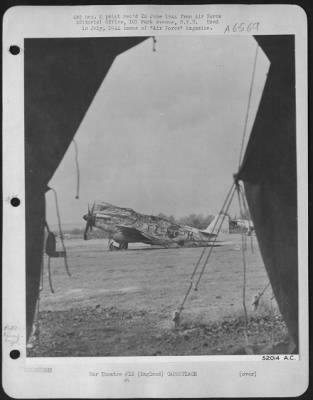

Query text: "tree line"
[158, 213, 214, 230]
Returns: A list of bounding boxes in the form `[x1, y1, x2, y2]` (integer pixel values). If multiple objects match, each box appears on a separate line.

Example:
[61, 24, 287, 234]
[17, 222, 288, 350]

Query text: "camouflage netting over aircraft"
[84, 201, 219, 245]
[95, 201, 182, 236]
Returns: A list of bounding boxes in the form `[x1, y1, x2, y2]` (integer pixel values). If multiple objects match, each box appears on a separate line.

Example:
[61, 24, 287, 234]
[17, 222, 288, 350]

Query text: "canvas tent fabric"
[25, 35, 298, 350]
[25, 37, 147, 340]
[238, 35, 298, 348]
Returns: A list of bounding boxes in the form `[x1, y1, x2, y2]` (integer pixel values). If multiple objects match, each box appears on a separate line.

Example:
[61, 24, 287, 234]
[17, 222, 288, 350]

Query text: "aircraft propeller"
[83, 202, 96, 240]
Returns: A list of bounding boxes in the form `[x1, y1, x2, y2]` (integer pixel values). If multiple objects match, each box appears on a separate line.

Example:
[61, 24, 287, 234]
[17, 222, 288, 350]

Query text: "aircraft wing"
[116, 225, 159, 245]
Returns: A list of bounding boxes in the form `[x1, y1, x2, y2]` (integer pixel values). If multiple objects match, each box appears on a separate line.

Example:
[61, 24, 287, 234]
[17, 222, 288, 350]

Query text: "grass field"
[28, 234, 289, 357]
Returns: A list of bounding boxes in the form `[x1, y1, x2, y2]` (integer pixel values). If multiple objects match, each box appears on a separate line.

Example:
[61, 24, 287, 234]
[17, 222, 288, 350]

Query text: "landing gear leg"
[119, 242, 128, 250]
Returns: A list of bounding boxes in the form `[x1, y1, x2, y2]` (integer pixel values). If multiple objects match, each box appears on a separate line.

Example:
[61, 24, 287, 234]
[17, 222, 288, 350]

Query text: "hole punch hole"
[10, 349, 20, 359]
[10, 197, 20, 207]
[9, 45, 20, 55]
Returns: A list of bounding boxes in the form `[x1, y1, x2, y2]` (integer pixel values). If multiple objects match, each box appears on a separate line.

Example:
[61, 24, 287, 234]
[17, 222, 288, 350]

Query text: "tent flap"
[25, 37, 147, 339]
[238, 36, 298, 347]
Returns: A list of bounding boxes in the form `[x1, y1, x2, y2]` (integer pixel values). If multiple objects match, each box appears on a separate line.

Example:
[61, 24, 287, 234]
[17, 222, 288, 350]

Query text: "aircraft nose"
[83, 214, 88, 221]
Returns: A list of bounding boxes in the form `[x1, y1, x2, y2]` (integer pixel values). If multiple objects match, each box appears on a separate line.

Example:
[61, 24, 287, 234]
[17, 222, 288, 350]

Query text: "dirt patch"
[28, 305, 288, 357]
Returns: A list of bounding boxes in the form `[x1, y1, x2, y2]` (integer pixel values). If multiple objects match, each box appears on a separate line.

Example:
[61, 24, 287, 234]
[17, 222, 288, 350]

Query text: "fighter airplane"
[83, 201, 229, 250]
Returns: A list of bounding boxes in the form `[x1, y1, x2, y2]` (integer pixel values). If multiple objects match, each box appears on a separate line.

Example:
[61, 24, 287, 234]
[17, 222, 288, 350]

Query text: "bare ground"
[27, 235, 289, 357]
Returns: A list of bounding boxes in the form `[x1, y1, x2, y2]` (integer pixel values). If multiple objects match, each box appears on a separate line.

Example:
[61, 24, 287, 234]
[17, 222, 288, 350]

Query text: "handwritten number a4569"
[224, 22, 260, 33]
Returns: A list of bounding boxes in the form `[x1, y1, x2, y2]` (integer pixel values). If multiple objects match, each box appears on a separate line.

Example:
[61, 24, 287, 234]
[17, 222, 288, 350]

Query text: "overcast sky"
[46, 35, 269, 227]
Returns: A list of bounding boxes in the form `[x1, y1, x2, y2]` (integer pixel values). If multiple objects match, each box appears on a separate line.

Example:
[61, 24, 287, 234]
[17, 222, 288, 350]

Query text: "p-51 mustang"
[83, 201, 229, 250]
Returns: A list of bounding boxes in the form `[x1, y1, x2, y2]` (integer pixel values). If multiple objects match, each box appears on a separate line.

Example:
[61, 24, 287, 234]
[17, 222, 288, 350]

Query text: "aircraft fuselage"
[83, 202, 218, 249]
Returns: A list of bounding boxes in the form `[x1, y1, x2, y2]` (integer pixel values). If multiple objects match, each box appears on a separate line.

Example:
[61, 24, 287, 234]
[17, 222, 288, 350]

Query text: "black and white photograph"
[2, 5, 308, 398]
[23, 34, 298, 358]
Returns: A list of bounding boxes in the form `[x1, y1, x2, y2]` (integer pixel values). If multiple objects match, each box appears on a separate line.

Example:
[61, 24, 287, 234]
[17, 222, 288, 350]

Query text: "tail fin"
[202, 213, 230, 236]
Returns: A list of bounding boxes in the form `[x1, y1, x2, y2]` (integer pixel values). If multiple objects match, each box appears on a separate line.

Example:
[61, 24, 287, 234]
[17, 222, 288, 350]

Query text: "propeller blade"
[84, 202, 96, 239]
[83, 220, 90, 240]
[91, 202, 96, 215]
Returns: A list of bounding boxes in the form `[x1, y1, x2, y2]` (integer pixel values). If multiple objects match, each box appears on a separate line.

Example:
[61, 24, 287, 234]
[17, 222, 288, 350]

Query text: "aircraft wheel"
[109, 242, 115, 251]
[120, 242, 128, 250]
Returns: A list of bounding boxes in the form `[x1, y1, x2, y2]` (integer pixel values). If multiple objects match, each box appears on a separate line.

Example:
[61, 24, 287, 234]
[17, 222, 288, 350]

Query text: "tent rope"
[152, 36, 157, 52]
[270, 293, 275, 348]
[252, 281, 270, 311]
[38, 258, 44, 343]
[175, 182, 236, 317]
[32, 257, 44, 345]
[239, 184, 254, 252]
[44, 221, 54, 294]
[236, 183, 250, 347]
[177, 249, 206, 313]
[44, 220, 51, 234]
[238, 43, 259, 169]
[191, 183, 235, 283]
[193, 185, 236, 291]
[47, 256, 54, 294]
[51, 187, 71, 277]
[39, 255, 44, 291]
[72, 139, 80, 200]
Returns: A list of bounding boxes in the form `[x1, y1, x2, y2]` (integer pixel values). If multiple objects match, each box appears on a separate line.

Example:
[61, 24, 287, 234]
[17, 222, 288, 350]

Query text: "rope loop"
[238, 42, 259, 169]
[236, 184, 250, 347]
[152, 36, 157, 52]
[49, 187, 71, 277]
[72, 139, 80, 199]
